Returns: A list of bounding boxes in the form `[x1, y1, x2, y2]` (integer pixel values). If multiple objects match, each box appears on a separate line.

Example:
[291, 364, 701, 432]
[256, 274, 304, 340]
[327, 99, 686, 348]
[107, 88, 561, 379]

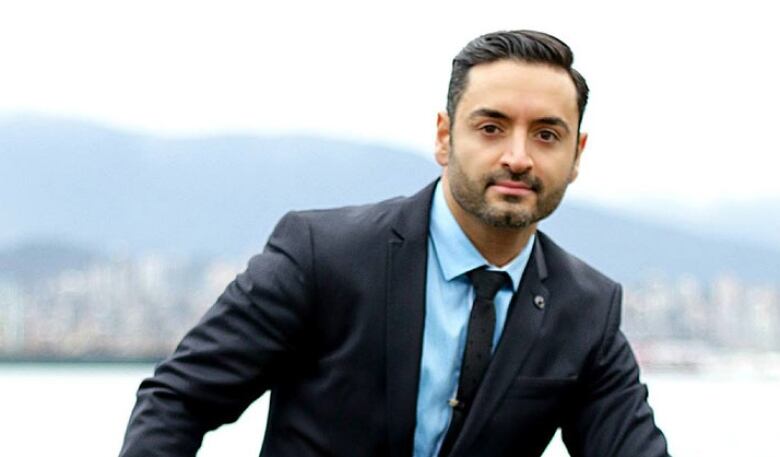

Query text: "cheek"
[530, 161, 566, 189]
[458, 142, 500, 168]
[458, 156, 494, 181]
[541, 166, 568, 184]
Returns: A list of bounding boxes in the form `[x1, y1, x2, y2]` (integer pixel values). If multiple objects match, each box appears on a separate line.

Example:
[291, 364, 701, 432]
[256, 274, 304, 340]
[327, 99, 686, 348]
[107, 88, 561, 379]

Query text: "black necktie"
[438, 268, 510, 457]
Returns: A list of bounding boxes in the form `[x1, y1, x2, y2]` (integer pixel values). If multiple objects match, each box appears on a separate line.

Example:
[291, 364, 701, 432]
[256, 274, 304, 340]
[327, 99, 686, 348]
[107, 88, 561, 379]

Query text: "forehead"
[457, 59, 579, 124]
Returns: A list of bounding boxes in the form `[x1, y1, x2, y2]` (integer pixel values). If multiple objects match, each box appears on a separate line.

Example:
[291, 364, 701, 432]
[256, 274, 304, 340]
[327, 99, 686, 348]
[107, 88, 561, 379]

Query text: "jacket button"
[533, 295, 545, 309]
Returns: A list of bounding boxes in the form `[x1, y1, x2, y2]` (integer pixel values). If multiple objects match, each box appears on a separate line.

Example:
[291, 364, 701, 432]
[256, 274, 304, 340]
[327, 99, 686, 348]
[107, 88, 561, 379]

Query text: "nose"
[500, 134, 533, 174]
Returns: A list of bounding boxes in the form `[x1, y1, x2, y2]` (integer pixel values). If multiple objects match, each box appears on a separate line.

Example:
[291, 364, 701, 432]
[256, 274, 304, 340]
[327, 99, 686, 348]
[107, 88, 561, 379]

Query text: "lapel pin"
[448, 398, 464, 410]
[533, 295, 545, 309]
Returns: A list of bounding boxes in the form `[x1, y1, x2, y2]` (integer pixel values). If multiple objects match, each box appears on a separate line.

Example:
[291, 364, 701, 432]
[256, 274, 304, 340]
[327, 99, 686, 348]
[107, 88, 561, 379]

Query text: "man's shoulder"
[284, 195, 409, 238]
[293, 194, 409, 227]
[276, 181, 436, 242]
[537, 231, 620, 292]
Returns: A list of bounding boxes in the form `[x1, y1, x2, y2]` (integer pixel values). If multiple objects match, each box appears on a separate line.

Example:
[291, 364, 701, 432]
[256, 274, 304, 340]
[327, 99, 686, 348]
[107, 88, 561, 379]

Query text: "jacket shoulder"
[279, 181, 435, 244]
[537, 231, 620, 296]
[292, 194, 408, 233]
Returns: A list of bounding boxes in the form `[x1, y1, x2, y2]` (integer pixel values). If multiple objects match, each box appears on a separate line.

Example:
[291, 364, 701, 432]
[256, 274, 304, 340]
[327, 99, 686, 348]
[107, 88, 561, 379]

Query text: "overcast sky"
[2, 0, 778, 207]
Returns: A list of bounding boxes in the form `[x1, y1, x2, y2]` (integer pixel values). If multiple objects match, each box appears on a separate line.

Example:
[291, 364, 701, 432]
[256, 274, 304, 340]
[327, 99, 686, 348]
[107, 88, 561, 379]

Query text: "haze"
[2, 0, 778, 206]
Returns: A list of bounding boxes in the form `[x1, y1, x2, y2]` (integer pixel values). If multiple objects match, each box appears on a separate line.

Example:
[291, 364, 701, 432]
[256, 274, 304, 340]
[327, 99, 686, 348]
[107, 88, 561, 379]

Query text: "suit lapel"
[385, 182, 436, 456]
[448, 236, 550, 457]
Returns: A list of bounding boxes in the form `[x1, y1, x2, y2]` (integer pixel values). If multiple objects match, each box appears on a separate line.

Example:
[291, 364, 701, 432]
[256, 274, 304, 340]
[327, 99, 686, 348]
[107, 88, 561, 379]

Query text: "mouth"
[488, 179, 537, 197]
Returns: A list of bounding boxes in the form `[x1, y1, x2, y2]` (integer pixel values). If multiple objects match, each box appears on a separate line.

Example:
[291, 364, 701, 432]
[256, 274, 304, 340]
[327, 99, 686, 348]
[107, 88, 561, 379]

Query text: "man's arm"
[119, 212, 315, 457]
[561, 284, 671, 457]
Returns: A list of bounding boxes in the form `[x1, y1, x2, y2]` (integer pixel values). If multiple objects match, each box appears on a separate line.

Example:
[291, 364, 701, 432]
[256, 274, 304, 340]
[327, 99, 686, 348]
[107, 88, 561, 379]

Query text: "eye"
[479, 124, 502, 135]
[536, 129, 559, 142]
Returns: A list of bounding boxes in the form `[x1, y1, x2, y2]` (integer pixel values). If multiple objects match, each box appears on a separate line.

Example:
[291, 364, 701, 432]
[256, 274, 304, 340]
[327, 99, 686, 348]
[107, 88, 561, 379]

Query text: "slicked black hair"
[447, 30, 589, 128]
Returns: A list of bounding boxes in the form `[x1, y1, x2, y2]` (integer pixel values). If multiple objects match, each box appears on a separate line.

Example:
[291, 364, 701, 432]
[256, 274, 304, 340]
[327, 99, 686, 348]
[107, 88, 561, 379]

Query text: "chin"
[493, 201, 534, 215]
[480, 206, 535, 229]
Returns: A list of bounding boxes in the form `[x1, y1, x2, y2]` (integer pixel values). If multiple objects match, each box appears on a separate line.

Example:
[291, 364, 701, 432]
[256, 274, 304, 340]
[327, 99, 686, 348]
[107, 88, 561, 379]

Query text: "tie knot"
[467, 268, 510, 300]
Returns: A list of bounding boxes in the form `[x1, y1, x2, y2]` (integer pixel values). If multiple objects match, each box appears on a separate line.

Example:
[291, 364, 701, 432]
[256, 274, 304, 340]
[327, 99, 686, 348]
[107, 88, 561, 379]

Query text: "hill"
[2, 116, 779, 283]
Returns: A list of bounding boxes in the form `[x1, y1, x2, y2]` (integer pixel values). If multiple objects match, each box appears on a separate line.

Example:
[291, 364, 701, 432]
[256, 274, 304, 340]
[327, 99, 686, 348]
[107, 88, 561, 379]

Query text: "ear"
[435, 111, 451, 166]
[569, 132, 588, 182]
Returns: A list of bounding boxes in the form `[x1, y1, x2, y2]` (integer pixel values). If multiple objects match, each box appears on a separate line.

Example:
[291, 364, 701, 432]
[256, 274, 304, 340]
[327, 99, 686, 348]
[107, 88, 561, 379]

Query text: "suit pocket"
[486, 376, 579, 451]
[505, 376, 578, 398]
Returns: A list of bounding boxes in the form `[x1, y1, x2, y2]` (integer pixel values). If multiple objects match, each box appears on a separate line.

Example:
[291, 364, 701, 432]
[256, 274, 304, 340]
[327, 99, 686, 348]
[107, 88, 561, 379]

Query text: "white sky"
[2, 0, 779, 206]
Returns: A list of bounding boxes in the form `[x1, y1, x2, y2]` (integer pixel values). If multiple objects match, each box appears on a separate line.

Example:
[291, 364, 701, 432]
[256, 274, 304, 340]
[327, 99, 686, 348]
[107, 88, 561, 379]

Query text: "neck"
[441, 178, 536, 267]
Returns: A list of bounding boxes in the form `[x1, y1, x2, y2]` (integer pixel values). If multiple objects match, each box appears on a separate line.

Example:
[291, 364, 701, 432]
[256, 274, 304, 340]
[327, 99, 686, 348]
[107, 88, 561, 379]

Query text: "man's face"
[435, 59, 587, 230]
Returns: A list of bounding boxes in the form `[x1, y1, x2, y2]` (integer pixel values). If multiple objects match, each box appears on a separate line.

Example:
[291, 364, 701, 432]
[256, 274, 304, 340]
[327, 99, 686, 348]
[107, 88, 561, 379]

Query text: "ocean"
[1, 363, 777, 456]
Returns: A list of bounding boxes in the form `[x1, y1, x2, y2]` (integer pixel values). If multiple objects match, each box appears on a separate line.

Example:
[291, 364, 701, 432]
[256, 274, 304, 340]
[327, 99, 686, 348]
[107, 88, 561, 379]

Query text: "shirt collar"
[429, 180, 534, 291]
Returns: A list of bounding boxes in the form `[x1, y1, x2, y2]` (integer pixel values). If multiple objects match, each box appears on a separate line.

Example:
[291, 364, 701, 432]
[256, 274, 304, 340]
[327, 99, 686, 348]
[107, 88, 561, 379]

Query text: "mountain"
[0, 239, 102, 282]
[540, 201, 780, 282]
[1, 116, 440, 256]
[601, 199, 780, 252]
[2, 115, 779, 283]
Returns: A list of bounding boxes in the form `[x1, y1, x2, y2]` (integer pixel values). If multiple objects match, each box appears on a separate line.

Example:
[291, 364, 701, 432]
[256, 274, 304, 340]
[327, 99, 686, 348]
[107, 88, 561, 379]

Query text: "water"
[1, 363, 777, 456]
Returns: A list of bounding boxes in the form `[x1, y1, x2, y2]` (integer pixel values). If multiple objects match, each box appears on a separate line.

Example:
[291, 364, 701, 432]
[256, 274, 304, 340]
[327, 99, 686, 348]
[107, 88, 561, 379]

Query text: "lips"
[486, 174, 540, 197]
[494, 180, 532, 190]
[490, 180, 535, 196]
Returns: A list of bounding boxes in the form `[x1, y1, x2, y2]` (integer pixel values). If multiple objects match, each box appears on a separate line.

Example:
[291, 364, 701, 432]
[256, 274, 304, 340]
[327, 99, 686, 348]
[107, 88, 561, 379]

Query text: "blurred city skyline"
[2, 123, 779, 363]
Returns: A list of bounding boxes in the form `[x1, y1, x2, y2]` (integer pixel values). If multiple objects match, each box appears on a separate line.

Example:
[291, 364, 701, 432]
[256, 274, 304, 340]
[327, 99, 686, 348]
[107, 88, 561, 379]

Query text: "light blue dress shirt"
[412, 181, 535, 457]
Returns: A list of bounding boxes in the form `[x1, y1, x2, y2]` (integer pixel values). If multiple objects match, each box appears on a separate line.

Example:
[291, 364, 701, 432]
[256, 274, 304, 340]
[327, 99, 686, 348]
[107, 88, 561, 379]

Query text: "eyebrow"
[535, 116, 571, 135]
[468, 108, 511, 121]
[467, 109, 572, 135]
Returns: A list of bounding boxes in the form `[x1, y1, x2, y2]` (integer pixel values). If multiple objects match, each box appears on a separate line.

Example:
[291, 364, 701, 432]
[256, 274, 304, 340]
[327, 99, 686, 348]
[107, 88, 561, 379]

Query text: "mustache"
[485, 171, 543, 192]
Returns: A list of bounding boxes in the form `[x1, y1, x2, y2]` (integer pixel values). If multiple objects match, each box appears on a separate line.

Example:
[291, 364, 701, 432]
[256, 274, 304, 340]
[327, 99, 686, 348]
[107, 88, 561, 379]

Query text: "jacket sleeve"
[561, 283, 671, 457]
[119, 212, 316, 457]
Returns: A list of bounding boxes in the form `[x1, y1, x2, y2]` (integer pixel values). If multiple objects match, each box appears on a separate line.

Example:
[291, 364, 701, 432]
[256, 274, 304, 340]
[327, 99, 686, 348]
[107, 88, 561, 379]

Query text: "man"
[120, 30, 670, 457]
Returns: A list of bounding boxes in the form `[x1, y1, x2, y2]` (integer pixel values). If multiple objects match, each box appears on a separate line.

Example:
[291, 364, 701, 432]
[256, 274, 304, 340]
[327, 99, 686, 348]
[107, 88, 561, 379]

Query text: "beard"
[447, 153, 570, 229]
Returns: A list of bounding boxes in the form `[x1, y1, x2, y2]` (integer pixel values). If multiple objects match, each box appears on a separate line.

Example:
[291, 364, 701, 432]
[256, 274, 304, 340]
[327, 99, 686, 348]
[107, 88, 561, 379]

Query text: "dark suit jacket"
[120, 181, 669, 457]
